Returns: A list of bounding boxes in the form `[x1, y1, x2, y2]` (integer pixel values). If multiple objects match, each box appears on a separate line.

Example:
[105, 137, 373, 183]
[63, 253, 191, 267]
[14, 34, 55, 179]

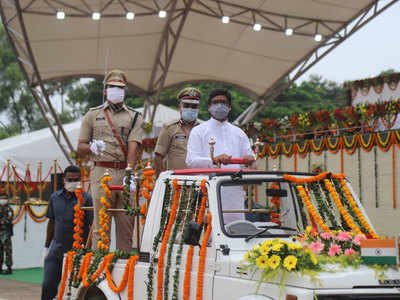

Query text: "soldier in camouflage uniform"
[0, 197, 13, 275]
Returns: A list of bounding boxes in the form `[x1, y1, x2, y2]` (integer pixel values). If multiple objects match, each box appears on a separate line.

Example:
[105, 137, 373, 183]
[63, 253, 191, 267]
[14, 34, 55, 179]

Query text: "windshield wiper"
[245, 225, 297, 242]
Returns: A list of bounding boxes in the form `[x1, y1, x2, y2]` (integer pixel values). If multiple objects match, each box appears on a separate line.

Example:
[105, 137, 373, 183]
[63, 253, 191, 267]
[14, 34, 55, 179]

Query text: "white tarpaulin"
[0, 104, 181, 175]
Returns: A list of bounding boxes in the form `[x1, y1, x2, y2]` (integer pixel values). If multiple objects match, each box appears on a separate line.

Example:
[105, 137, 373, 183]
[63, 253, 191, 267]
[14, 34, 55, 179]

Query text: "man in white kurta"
[186, 89, 255, 224]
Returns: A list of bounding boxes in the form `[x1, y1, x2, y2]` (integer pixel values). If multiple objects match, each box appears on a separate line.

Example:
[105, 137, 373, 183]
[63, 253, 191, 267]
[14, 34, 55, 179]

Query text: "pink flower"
[353, 234, 366, 246]
[344, 248, 356, 256]
[320, 232, 332, 240]
[309, 241, 324, 255]
[328, 243, 342, 256]
[336, 231, 352, 242]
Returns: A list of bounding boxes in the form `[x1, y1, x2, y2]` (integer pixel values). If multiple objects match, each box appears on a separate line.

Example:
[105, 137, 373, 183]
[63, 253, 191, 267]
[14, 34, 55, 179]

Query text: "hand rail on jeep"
[209, 137, 262, 168]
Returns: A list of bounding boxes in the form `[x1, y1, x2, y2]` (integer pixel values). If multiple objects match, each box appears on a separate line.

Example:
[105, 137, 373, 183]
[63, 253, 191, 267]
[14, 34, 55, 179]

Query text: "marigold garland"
[57, 250, 75, 300]
[270, 183, 281, 225]
[25, 204, 48, 223]
[11, 204, 25, 224]
[156, 178, 181, 300]
[106, 254, 135, 293]
[98, 175, 112, 251]
[127, 255, 139, 300]
[338, 178, 379, 238]
[81, 252, 95, 287]
[183, 179, 208, 300]
[259, 130, 400, 159]
[195, 213, 212, 300]
[172, 183, 197, 300]
[284, 172, 329, 184]
[25, 203, 48, 218]
[141, 169, 155, 224]
[296, 185, 330, 233]
[183, 246, 194, 300]
[323, 179, 362, 235]
[146, 180, 172, 300]
[197, 179, 208, 223]
[73, 188, 85, 249]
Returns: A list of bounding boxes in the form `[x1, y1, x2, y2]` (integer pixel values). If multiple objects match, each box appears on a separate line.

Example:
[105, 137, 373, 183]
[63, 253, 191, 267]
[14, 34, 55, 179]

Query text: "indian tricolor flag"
[361, 238, 398, 265]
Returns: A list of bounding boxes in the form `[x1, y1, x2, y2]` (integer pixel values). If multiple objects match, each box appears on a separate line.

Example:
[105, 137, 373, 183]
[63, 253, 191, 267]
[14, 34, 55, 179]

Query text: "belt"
[95, 161, 127, 169]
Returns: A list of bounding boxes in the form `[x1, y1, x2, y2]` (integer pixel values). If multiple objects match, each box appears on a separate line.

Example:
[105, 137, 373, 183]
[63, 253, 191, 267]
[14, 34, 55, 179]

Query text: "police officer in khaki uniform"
[154, 87, 202, 177]
[77, 69, 144, 252]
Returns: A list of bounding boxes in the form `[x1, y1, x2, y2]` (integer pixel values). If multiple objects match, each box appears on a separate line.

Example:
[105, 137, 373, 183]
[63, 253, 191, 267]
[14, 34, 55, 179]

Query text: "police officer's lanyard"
[180, 122, 194, 138]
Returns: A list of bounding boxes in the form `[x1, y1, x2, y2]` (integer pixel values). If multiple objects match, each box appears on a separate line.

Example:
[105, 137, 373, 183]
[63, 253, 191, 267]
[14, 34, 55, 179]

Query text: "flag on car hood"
[361, 238, 398, 265]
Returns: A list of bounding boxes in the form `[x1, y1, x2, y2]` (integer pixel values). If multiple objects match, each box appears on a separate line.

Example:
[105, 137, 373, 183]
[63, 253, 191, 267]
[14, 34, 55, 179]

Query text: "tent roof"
[1, 0, 396, 161]
[2, 0, 395, 101]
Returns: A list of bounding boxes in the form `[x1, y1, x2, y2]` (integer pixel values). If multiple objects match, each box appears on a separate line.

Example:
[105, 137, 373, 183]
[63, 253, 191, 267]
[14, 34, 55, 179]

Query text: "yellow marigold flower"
[288, 243, 298, 250]
[305, 226, 312, 234]
[263, 240, 273, 247]
[260, 244, 270, 255]
[294, 244, 302, 249]
[272, 243, 283, 252]
[244, 250, 251, 261]
[310, 254, 318, 265]
[268, 255, 281, 270]
[283, 255, 298, 271]
[256, 255, 269, 269]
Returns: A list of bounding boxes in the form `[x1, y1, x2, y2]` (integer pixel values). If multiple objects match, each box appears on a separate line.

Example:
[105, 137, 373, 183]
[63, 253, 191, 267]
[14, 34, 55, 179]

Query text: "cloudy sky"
[299, 1, 400, 83]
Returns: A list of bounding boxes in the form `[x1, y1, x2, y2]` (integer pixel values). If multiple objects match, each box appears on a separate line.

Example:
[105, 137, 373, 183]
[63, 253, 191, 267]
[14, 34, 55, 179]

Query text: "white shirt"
[186, 118, 254, 224]
[186, 118, 254, 169]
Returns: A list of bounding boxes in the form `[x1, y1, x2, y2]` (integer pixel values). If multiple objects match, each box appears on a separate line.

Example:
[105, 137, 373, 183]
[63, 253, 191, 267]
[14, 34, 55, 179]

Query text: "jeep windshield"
[217, 178, 300, 238]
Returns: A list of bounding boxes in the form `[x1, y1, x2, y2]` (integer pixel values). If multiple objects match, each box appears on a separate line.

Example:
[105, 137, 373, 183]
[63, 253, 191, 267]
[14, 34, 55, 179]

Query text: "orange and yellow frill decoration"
[98, 174, 112, 251]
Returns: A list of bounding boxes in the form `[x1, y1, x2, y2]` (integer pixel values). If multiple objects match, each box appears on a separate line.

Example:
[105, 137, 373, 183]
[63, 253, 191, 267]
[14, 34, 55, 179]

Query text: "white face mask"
[107, 87, 125, 104]
[181, 108, 199, 122]
[209, 103, 230, 120]
[64, 181, 79, 192]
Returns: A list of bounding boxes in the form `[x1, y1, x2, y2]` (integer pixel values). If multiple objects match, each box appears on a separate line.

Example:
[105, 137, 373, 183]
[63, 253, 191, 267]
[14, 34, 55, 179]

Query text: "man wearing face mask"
[41, 165, 93, 300]
[186, 89, 255, 223]
[154, 87, 202, 177]
[77, 69, 144, 252]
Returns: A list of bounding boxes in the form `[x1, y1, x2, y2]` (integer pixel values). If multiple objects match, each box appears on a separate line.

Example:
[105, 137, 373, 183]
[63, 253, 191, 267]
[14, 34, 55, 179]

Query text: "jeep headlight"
[238, 295, 274, 300]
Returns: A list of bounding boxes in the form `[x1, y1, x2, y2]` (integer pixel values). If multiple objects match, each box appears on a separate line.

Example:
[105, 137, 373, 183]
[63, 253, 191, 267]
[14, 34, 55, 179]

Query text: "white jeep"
[71, 169, 400, 300]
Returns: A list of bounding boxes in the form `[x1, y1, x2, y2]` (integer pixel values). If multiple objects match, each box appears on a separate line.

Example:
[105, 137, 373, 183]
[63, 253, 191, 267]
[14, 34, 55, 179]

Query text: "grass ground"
[0, 267, 43, 284]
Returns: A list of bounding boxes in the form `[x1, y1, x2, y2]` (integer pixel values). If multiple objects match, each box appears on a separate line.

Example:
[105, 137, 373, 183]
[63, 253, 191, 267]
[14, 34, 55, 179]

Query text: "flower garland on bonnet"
[297, 226, 367, 268]
[241, 238, 322, 295]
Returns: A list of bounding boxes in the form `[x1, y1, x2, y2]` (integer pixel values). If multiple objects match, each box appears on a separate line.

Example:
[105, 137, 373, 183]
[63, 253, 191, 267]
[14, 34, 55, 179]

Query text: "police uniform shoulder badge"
[90, 104, 105, 111]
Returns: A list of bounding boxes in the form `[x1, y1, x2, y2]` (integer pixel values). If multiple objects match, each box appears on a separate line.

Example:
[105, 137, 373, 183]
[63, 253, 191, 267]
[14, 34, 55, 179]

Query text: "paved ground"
[0, 278, 41, 299]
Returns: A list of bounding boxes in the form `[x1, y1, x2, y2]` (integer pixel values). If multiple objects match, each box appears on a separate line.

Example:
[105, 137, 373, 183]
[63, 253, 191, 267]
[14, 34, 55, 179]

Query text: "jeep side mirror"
[183, 221, 202, 246]
[266, 188, 287, 197]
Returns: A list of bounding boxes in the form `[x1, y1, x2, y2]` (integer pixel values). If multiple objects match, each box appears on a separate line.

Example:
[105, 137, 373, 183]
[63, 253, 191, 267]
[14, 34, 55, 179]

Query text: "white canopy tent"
[0, 0, 397, 162]
[0, 104, 181, 175]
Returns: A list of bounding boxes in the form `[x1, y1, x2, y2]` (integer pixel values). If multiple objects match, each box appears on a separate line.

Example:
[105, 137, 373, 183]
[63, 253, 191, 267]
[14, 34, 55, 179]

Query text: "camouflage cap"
[104, 69, 127, 87]
[177, 87, 202, 103]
